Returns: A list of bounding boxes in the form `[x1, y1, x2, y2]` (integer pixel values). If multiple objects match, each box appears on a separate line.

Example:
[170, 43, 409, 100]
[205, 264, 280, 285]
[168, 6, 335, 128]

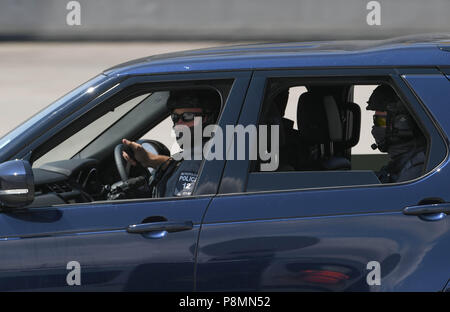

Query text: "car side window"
[33, 93, 153, 168]
[246, 78, 430, 192]
[26, 78, 236, 208]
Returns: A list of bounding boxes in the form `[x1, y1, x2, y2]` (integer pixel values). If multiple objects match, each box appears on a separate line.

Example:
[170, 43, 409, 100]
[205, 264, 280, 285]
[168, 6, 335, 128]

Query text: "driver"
[122, 89, 221, 197]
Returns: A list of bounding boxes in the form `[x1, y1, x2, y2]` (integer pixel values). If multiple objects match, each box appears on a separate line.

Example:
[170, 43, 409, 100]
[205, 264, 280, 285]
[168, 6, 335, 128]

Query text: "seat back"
[252, 91, 290, 171]
[297, 92, 350, 170]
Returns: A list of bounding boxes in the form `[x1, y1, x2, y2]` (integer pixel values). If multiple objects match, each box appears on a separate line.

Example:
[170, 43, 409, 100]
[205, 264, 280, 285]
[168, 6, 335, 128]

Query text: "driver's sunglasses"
[171, 112, 205, 123]
[373, 115, 387, 127]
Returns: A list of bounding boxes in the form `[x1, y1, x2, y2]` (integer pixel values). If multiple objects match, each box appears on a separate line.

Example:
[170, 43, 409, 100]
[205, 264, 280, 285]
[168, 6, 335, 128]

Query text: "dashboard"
[29, 159, 103, 207]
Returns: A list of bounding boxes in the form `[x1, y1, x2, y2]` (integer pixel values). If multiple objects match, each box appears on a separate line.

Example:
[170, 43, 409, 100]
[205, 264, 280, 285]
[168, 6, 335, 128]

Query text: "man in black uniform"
[122, 89, 221, 197]
[367, 85, 427, 183]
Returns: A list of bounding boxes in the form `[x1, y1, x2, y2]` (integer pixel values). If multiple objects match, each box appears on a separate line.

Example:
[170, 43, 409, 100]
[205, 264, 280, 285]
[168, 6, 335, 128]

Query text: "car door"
[195, 68, 450, 291]
[0, 71, 251, 291]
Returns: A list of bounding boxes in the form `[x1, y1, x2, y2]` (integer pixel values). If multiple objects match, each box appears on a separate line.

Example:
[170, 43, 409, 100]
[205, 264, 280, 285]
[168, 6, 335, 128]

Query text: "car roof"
[104, 34, 450, 76]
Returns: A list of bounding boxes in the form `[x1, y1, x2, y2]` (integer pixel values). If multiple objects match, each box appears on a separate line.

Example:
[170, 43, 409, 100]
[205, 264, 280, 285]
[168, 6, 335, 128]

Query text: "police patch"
[174, 172, 198, 196]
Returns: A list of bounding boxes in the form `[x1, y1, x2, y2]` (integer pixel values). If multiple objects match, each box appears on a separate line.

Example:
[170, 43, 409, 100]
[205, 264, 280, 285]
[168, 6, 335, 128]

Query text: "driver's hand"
[122, 139, 154, 167]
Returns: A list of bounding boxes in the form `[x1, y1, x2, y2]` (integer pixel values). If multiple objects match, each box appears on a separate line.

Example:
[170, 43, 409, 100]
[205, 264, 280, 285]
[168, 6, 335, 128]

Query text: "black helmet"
[167, 89, 221, 123]
[367, 85, 417, 150]
[366, 85, 403, 112]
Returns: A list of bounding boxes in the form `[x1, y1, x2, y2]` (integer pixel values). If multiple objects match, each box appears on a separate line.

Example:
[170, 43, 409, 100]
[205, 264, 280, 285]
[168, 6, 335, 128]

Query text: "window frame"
[30, 78, 234, 164]
[9, 71, 252, 203]
[217, 67, 448, 195]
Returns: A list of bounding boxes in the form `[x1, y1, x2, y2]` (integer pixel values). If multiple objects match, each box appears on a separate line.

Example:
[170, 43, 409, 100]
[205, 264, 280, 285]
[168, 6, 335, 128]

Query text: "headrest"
[297, 92, 343, 143]
[273, 90, 289, 117]
[323, 95, 343, 142]
[265, 101, 286, 147]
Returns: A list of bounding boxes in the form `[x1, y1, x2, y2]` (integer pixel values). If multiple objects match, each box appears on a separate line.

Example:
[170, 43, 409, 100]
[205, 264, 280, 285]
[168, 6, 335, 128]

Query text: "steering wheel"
[114, 139, 171, 181]
[114, 144, 132, 181]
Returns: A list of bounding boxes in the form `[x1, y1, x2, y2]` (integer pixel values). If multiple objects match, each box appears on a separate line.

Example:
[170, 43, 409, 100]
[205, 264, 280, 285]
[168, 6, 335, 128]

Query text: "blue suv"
[0, 35, 449, 291]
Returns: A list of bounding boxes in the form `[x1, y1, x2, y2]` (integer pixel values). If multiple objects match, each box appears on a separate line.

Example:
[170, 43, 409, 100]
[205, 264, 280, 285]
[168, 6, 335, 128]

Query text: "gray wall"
[0, 0, 449, 40]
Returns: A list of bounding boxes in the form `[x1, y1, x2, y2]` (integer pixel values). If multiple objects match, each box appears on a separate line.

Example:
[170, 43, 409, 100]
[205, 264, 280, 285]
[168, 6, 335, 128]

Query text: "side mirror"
[0, 160, 34, 208]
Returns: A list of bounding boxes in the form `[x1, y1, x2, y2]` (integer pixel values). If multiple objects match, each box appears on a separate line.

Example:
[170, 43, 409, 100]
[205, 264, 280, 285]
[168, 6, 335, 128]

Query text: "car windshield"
[0, 74, 108, 153]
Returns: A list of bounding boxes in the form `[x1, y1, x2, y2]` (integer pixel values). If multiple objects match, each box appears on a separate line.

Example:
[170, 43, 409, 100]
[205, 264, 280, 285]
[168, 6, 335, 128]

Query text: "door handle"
[403, 203, 450, 221]
[126, 220, 194, 234]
